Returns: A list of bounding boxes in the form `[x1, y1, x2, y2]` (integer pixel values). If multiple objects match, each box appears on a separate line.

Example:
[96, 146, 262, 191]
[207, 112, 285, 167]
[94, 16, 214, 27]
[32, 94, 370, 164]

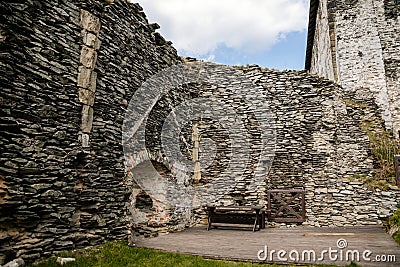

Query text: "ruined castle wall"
[334, 0, 392, 131]
[0, 0, 181, 263]
[310, 0, 335, 81]
[1, 0, 399, 264]
[310, 0, 400, 138]
[125, 63, 399, 236]
[373, 0, 400, 138]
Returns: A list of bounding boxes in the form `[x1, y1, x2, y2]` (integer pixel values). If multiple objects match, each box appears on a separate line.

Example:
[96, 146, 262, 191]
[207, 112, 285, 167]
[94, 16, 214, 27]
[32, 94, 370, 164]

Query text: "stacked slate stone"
[0, 0, 181, 264]
[128, 62, 399, 235]
[1, 0, 399, 264]
[379, 0, 400, 138]
[311, 0, 400, 137]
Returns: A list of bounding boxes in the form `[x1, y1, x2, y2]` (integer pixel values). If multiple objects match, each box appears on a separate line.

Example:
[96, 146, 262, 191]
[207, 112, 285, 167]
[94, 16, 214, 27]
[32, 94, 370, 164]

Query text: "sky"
[136, 0, 310, 70]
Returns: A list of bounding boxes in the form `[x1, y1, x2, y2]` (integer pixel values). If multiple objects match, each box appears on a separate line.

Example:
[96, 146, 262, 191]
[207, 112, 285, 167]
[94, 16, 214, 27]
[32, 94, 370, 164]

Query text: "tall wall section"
[1, 0, 399, 264]
[375, 0, 400, 139]
[125, 63, 399, 237]
[308, 0, 400, 138]
[309, 0, 336, 81]
[0, 0, 180, 263]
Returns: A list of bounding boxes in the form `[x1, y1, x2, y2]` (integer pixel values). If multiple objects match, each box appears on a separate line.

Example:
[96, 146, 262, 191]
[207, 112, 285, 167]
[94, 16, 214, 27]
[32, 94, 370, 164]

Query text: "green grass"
[344, 99, 400, 189]
[393, 231, 400, 245]
[28, 240, 358, 267]
[388, 209, 400, 245]
[389, 209, 400, 226]
[344, 100, 369, 109]
[28, 241, 284, 267]
[361, 120, 400, 189]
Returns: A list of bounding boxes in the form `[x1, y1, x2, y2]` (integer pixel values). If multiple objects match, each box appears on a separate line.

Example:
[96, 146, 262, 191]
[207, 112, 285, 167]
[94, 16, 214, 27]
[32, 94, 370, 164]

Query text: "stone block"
[80, 10, 100, 33]
[82, 30, 100, 49]
[78, 88, 95, 106]
[315, 187, 328, 194]
[3, 258, 25, 267]
[57, 257, 76, 265]
[81, 105, 93, 133]
[80, 46, 97, 69]
[81, 133, 90, 148]
[77, 67, 97, 92]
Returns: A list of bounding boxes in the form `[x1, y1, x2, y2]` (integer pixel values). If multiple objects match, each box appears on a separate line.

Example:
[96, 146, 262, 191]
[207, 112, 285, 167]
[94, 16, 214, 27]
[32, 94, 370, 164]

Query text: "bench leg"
[253, 218, 257, 232]
[261, 211, 265, 229]
[254, 211, 261, 231]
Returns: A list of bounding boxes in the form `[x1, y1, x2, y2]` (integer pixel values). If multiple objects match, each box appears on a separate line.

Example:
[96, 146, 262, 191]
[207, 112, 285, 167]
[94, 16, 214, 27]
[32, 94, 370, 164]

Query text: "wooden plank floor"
[135, 225, 400, 266]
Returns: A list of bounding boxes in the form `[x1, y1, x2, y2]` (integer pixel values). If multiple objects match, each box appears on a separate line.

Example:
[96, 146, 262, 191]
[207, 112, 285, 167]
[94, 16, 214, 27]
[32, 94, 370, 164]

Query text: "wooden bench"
[206, 205, 265, 232]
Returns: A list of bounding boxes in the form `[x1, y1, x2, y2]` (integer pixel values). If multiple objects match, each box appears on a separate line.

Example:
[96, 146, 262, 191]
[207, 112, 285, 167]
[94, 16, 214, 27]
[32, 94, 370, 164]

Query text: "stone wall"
[1, 0, 399, 264]
[308, 0, 400, 138]
[125, 63, 400, 237]
[375, 0, 400, 139]
[310, 0, 335, 81]
[0, 0, 180, 263]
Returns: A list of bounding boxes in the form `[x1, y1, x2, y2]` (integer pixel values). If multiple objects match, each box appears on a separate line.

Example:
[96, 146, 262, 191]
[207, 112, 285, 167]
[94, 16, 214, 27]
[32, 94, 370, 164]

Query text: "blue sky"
[179, 31, 308, 70]
[137, 0, 310, 70]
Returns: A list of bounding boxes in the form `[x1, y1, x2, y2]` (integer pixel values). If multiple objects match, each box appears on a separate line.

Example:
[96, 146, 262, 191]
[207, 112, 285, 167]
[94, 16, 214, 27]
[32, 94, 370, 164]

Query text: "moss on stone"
[344, 99, 370, 109]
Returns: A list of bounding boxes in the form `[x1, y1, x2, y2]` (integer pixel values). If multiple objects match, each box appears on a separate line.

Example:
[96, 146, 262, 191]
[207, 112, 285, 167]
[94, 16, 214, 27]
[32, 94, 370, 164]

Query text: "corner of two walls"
[311, 0, 400, 138]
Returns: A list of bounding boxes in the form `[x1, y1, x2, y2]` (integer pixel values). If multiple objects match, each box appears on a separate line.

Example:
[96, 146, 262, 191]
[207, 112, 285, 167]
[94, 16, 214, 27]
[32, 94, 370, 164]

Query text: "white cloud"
[136, 0, 309, 56]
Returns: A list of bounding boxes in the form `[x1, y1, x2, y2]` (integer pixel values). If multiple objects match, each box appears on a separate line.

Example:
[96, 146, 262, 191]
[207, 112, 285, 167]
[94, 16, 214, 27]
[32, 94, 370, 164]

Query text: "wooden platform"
[135, 226, 400, 266]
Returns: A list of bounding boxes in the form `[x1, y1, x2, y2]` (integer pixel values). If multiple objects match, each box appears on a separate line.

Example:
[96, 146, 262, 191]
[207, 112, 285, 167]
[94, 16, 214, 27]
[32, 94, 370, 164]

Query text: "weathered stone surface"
[80, 9, 100, 33]
[125, 63, 399, 236]
[1, 0, 399, 265]
[78, 88, 95, 106]
[309, 0, 400, 138]
[0, 0, 181, 264]
[56, 257, 75, 265]
[81, 105, 94, 133]
[310, 0, 336, 81]
[79, 46, 97, 69]
[82, 30, 100, 49]
[77, 66, 97, 91]
[3, 258, 25, 267]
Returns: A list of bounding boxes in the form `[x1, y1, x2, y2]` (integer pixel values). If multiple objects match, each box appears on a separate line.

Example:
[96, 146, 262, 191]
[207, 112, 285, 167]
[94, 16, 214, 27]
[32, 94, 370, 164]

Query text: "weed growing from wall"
[361, 120, 400, 185]
[345, 99, 400, 189]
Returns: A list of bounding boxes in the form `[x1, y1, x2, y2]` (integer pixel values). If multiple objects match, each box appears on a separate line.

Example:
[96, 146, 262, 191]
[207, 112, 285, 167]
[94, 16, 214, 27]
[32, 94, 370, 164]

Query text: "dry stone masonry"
[306, 0, 400, 138]
[0, 0, 399, 264]
[78, 9, 101, 148]
[0, 0, 180, 263]
[125, 64, 399, 237]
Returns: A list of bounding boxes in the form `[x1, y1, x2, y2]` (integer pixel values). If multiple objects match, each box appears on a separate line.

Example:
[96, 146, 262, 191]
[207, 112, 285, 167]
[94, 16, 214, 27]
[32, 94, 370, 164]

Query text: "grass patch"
[28, 241, 283, 267]
[345, 99, 399, 189]
[27, 240, 357, 267]
[357, 176, 392, 191]
[392, 231, 400, 245]
[360, 120, 400, 189]
[344, 100, 369, 109]
[389, 209, 400, 226]
[388, 209, 400, 245]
